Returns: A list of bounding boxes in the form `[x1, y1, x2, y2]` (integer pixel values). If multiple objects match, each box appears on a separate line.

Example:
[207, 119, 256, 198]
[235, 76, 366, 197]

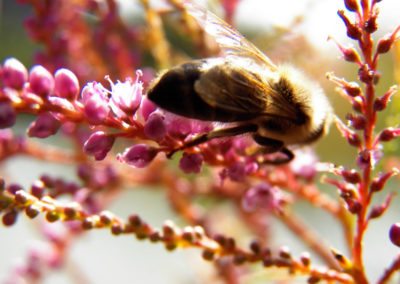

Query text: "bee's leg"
[167, 124, 258, 158]
[252, 134, 294, 164]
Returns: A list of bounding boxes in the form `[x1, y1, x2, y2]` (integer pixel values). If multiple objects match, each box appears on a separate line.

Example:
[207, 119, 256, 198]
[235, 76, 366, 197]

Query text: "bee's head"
[275, 65, 333, 143]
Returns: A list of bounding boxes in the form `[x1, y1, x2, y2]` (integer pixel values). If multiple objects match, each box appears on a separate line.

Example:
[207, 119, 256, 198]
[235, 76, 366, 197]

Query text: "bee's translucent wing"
[194, 61, 271, 116]
[183, 0, 278, 71]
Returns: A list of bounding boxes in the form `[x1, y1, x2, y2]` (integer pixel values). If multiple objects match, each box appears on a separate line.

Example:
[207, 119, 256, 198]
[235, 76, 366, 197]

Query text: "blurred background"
[1, 0, 400, 283]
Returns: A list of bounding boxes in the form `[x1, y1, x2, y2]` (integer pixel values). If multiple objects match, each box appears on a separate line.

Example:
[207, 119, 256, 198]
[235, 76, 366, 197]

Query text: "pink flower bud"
[84, 131, 115, 160]
[374, 86, 397, 112]
[337, 10, 361, 40]
[0, 102, 16, 129]
[389, 223, 400, 247]
[344, 0, 358, 11]
[117, 144, 158, 168]
[377, 27, 400, 54]
[2, 210, 18, 226]
[352, 96, 364, 112]
[344, 82, 362, 97]
[358, 64, 375, 84]
[377, 127, 400, 143]
[144, 112, 166, 141]
[364, 12, 378, 34]
[342, 47, 361, 63]
[1, 57, 28, 89]
[29, 65, 54, 97]
[165, 114, 195, 138]
[368, 193, 393, 219]
[377, 36, 394, 54]
[54, 68, 80, 100]
[346, 113, 366, 130]
[140, 97, 157, 121]
[81, 83, 110, 125]
[341, 169, 361, 184]
[356, 149, 382, 170]
[179, 153, 203, 174]
[335, 118, 361, 147]
[370, 170, 398, 192]
[27, 113, 61, 138]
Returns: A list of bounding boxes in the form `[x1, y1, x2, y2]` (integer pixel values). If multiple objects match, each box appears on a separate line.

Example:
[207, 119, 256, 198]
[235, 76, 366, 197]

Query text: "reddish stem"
[351, 1, 378, 283]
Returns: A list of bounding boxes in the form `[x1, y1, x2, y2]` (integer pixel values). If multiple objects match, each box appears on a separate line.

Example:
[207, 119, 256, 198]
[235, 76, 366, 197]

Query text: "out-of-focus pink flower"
[224, 161, 258, 182]
[109, 70, 143, 117]
[290, 148, 318, 180]
[117, 144, 158, 168]
[78, 164, 118, 188]
[81, 82, 110, 125]
[221, 0, 240, 24]
[179, 153, 204, 174]
[242, 183, 286, 213]
[29, 65, 54, 97]
[1, 57, 28, 89]
[83, 131, 115, 160]
[27, 112, 61, 138]
[0, 102, 17, 129]
[144, 112, 167, 141]
[54, 68, 80, 101]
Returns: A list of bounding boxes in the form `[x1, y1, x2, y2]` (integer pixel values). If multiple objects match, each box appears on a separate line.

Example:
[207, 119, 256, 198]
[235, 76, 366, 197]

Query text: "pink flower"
[108, 70, 143, 117]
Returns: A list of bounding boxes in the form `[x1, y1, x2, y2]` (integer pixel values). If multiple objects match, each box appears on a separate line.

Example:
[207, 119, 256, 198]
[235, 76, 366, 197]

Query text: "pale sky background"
[235, 0, 400, 50]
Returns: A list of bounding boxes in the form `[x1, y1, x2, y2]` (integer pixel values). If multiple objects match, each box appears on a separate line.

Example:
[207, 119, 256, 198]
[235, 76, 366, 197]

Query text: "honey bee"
[147, 1, 332, 164]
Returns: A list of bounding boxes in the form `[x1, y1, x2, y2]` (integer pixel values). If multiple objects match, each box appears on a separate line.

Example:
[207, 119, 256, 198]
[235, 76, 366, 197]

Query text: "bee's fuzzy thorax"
[266, 65, 333, 144]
